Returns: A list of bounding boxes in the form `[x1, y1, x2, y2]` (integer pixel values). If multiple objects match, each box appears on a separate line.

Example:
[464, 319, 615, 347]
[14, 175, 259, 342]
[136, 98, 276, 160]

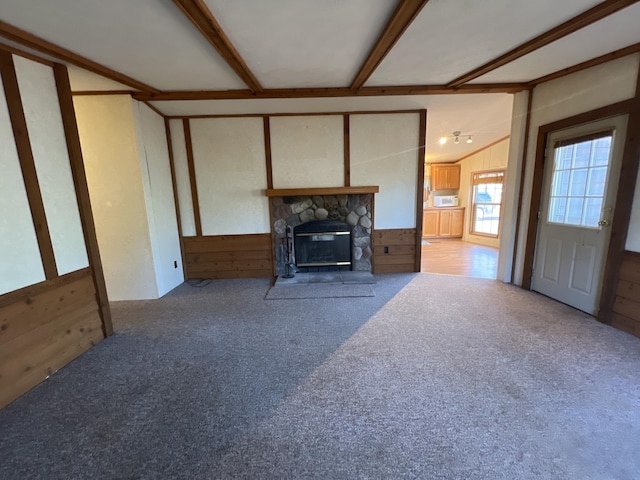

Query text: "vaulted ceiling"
[1, 0, 639, 161]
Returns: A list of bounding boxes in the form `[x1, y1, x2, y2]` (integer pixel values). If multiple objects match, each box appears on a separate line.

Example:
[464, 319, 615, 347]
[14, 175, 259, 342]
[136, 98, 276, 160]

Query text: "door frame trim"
[522, 95, 640, 323]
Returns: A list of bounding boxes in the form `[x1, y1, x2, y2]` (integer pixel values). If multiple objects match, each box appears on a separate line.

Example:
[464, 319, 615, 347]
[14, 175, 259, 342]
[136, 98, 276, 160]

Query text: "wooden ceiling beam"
[447, 0, 640, 88]
[172, 0, 262, 93]
[529, 41, 640, 85]
[133, 83, 527, 102]
[350, 0, 430, 90]
[0, 20, 159, 93]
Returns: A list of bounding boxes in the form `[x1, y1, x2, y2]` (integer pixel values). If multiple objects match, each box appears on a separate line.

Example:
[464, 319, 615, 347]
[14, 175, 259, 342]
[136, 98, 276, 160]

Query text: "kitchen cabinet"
[431, 164, 461, 190]
[422, 210, 439, 237]
[422, 208, 464, 238]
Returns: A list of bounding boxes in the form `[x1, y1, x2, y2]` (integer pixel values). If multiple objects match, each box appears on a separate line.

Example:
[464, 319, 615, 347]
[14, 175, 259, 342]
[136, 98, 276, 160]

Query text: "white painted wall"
[0, 67, 45, 294]
[498, 91, 529, 283]
[14, 55, 89, 275]
[458, 138, 510, 247]
[168, 119, 196, 236]
[509, 54, 640, 284]
[74, 95, 159, 300]
[67, 65, 132, 92]
[190, 117, 270, 235]
[270, 115, 344, 188]
[133, 102, 183, 296]
[350, 113, 420, 229]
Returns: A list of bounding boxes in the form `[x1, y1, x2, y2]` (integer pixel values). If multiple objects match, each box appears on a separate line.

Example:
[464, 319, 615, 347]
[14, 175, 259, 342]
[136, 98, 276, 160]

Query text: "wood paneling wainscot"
[611, 251, 640, 338]
[183, 234, 273, 279]
[372, 229, 418, 273]
[0, 268, 104, 408]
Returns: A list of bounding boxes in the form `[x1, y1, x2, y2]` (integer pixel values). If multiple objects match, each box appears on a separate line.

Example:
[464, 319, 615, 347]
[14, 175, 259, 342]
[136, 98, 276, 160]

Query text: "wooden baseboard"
[611, 251, 640, 338]
[372, 228, 418, 274]
[0, 268, 103, 408]
[183, 234, 273, 279]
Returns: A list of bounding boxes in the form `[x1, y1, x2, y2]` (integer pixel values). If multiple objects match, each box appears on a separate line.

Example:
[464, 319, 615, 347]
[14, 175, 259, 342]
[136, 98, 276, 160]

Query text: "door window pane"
[547, 133, 613, 228]
[591, 137, 611, 166]
[569, 169, 588, 196]
[566, 198, 584, 225]
[552, 170, 570, 197]
[584, 198, 603, 227]
[587, 167, 607, 196]
[573, 142, 591, 168]
[549, 197, 567, 223]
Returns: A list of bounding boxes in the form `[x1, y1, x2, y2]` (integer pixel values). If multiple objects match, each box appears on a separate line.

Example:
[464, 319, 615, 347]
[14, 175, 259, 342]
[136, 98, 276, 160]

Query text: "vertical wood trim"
[263, 116, 276, 276]
[0, 50, 57, 280]
[521, 130, 548, 290]
[183, 118, 202, 237]
[344, 114, 351, 186]
[263, 116, 273, 189]
[415, 109, 427, 272]
[165, 118, 187, 279]
[598, 65, 640, 322]
[53, 63, 113, 336]
[511, 88, 534, 282]
[371, 195, 377, 273]
[268, 200, 277, 277]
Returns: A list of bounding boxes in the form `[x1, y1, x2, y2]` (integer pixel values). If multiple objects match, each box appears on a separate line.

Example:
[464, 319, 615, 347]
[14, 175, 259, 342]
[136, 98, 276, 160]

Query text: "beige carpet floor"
[1, 273, 639, 479]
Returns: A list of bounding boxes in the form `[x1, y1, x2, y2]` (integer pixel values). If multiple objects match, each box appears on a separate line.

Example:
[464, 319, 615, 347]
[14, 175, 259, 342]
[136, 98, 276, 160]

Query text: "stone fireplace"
[267, 188, 378, 275]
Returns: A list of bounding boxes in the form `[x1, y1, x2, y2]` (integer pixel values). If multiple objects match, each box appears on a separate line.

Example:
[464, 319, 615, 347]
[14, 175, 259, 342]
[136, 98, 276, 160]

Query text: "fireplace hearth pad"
[274, 271, 376, 286]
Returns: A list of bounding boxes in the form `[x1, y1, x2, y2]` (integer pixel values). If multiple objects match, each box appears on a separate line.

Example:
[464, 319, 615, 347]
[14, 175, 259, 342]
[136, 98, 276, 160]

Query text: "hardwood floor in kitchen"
[421, 239, 498, 279]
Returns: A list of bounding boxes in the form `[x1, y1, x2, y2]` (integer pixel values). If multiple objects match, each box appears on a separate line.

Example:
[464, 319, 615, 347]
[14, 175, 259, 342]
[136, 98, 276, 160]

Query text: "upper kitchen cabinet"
[431, 164, 461, 190]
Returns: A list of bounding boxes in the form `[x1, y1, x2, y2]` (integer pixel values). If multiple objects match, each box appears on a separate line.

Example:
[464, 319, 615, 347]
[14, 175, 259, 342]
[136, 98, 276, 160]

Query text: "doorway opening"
[421, 158, 508, 279]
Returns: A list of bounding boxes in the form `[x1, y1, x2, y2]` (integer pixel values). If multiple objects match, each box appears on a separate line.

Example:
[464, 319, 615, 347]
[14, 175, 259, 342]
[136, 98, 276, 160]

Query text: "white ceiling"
[204, 0, 397, 88]
[0, 0, 245, 90]
[1, 0, 639, 161]
[471, 3, 640, 83]
[365, 0, 603, 86]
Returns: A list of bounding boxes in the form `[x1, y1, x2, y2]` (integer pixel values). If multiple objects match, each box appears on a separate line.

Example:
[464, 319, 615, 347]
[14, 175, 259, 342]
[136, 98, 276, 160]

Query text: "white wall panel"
[271, 116, 343, 188]
[169, 119, 196, 236]
[74, 95, 158, 300]
[14, 55, 88, 275]
[134, 102, 184, 295]
[350, 113, 420, 229]
[0, 70, 45, 294]
[190, 117, 270, 235]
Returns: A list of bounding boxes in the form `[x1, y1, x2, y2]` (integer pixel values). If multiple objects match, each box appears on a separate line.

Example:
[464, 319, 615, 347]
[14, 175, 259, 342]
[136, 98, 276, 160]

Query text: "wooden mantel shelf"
[264, 186, 379, 197]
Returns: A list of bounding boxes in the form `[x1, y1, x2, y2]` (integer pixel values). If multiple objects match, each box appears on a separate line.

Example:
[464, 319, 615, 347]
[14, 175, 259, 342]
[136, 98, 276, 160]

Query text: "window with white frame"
[471, 170, 505, 237]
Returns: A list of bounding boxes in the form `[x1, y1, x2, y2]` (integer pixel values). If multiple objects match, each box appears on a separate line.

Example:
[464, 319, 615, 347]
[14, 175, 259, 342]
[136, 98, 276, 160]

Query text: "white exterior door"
[532, 115, 627, 315]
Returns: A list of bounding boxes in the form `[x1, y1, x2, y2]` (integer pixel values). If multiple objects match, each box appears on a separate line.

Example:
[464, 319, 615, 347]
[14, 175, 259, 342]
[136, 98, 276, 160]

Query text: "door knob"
[598, 219, 610, 227]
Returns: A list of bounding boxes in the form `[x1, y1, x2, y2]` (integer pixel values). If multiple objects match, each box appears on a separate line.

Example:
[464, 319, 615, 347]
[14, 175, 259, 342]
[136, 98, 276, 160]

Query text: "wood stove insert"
[293, 220, 352, 272]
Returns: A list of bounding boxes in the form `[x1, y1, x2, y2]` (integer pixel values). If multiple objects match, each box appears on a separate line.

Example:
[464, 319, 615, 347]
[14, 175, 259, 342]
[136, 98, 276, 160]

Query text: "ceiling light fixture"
[439, 131, 473, 146]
